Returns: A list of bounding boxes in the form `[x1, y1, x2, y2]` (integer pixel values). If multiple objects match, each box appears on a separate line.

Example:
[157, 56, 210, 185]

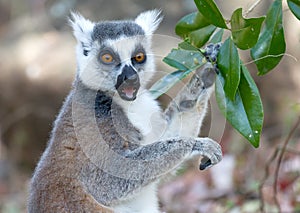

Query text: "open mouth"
[117, 83, 140, 101]
[117, 77, 140, 101]
[115, 65, 140, 101]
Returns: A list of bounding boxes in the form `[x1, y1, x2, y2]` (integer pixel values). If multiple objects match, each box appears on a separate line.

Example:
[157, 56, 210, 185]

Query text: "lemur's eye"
[133, 52, 146, 63]
[100, 53, 114, 64]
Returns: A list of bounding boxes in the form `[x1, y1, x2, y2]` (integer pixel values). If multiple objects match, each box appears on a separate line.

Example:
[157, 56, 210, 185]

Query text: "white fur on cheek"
[77, 52, 115, 91]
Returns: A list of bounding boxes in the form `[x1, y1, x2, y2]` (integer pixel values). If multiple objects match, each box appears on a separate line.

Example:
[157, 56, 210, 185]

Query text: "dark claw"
[199, 157, 212, 170]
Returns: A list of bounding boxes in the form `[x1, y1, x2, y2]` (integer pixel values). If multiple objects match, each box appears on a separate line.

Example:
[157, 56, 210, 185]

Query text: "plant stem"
[244, 0, 264, 17]
[259, 115, 300, 212]
[273, 116, 300, 212]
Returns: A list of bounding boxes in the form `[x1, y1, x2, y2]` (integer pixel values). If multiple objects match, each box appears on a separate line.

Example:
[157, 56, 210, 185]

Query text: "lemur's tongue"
[122, 87, 136, 99]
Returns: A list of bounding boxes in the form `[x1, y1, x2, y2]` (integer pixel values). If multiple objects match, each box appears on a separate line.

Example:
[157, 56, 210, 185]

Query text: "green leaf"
[238, 65, 264, 146]
[163, 49, 205, 71]
[217, 38, 240, 101]
[250, 0, 286, 75]
[215, 65, 263, 147]
[209, 28, 224, 43]
[156, 48, 206, 99]
[231, 8, 265, 50]
[189, 25, 217, 47]
[149, 70, 194, 99]
[178, 41, 199, 51]
[175, 12, 210, 38]
[288, 0, 300, 20]
[194, 0, 228, 29]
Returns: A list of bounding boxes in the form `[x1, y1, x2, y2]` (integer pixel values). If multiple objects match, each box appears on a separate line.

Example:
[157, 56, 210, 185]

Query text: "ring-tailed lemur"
[28, 10, 222, 213]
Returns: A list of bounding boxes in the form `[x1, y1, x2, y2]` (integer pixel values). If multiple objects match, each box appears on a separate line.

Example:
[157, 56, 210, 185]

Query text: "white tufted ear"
[69, 12, 95, 55]
[135, 9, 163, 35]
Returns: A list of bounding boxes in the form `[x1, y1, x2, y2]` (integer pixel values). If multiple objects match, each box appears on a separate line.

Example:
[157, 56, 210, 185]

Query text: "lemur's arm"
[123, 136, 221, 175]
[84, 136, 221, 206]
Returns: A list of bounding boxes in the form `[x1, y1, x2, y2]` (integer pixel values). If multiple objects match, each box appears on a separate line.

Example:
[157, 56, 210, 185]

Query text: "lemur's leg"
[163, 43, 221, 138]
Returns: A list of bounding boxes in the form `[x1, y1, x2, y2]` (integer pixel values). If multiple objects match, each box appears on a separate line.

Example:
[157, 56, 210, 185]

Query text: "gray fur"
[92, 21, 145, 43]
[28, 11, 222, 213]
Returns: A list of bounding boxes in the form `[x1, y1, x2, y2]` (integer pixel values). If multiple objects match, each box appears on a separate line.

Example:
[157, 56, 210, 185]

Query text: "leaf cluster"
[150, 0, 300, 147]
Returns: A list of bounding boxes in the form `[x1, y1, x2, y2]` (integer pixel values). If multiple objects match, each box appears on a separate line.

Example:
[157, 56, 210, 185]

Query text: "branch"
[244, 0, 264, 17]
[283, 147, 300, 155]
[259, 145, 280, 212]
[273, 116, 300, 212]
[259, 116, 300, 212]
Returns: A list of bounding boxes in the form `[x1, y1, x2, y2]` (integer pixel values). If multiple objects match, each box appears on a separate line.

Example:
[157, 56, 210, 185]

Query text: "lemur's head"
[70, 10, 162, 101]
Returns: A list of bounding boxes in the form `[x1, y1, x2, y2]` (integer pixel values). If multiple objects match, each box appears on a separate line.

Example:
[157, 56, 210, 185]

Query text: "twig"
[244, 0, 264, 17]
[244, 53, 298, 66]
[258, 116, 300, 212]
[273, 116, 300, 212]
[283, 147, 300, 155]
[259, 146, 280, 212]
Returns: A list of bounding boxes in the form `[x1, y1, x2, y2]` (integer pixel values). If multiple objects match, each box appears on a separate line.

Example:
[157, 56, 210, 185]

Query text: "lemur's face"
[70, 11, 162, 101]
[84, 32, 153, 101]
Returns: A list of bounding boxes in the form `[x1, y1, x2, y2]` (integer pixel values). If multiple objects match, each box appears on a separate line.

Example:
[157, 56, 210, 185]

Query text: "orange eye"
[101, 53, 114, 64]
[134, 52, 146, 63]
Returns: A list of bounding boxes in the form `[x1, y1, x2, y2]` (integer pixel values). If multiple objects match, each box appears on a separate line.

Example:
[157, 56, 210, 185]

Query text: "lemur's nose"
[115, 65, 140, 90]
[122, 65, 139, 83]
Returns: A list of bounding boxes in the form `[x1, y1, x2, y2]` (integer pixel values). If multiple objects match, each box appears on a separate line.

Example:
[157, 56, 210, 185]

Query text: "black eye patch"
[98, 47, 120, 65]
[131, 46, 147, 65]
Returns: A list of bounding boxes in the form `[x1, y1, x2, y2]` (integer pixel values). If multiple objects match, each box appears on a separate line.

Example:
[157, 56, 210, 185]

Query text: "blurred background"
[0, 0, 300, 212]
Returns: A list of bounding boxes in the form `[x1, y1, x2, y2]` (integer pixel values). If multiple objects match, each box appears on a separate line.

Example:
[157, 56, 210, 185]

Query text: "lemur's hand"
[192, 137, 222, 170]
[178, 63, 216, 111]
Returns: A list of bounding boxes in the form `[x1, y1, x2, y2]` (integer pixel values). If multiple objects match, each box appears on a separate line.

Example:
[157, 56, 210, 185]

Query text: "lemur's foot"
[192, 137, 222, 170]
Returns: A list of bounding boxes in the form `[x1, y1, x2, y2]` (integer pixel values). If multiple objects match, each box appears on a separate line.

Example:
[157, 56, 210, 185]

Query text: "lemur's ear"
[135, 9, 163, 35]
[69, 12, 95, 56]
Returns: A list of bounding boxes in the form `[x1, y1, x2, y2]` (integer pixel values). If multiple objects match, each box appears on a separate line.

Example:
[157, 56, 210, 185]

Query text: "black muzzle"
[115, 65, 140, 101]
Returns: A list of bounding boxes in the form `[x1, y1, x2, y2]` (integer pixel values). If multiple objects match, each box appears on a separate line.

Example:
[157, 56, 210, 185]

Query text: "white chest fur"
[116, 90, 167, 145]
[113, 91, 163, 212]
